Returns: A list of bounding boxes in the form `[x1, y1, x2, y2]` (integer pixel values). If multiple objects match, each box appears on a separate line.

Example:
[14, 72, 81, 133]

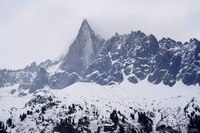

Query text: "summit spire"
[76, 19, 93, 39]
[61, 19, 105, 76]
[81, 19, 89, 26]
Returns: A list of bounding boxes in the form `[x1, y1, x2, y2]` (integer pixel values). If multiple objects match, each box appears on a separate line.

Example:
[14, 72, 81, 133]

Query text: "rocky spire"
[61, 19, 105, 76]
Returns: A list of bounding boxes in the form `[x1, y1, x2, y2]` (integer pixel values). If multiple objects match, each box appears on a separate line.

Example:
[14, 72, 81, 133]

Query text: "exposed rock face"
[61, 19, 105, 76]
[45, 19, 105, 89]
[48, 72, 80, 89]
[84, 31, 160, 85]
[29, 67, 49, 93]
[24, 62, 38, 72]
[84, 32, 200, 87]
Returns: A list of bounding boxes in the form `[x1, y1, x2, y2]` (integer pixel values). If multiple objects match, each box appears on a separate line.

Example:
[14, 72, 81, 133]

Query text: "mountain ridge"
[0, 20, 200, 133]
[0, 19, 200, 93]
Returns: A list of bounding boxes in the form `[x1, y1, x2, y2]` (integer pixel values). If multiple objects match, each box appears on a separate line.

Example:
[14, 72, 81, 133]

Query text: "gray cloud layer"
[0, 0, 200, 69]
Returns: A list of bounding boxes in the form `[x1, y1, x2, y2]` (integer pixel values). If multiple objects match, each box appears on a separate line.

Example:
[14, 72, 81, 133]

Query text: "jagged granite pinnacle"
[61, 19, 105, 76]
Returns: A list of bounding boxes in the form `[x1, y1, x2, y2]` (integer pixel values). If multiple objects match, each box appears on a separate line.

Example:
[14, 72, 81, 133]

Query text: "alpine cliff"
[61, 19, 105, 76]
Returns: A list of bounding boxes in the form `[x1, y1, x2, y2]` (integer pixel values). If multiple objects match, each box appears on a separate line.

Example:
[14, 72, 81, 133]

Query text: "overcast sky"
[0, 0, 200, 69]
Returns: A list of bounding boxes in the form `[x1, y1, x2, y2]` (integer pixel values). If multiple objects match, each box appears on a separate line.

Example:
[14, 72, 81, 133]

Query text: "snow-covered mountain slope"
[0, 80, 200, 132]
[0, 20, 200, 133]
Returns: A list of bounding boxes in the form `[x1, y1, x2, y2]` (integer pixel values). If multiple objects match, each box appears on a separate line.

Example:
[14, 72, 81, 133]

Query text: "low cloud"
[0, 0, 199, 69]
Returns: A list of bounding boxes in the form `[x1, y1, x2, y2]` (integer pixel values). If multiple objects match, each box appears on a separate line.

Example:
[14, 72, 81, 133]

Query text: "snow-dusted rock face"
[0, 65, 38, 89]
[84, 32, 200, 87]
[0, 60, 56, 91]
[29, 67, 49, 93]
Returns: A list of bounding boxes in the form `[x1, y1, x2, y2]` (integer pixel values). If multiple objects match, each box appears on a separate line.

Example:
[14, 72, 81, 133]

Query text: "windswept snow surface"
[51, 79, 200, 111]
[0, 80, 200, 132]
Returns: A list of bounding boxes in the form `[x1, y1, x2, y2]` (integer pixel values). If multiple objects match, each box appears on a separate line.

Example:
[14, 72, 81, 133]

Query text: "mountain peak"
[78, 19, 93, 36]
[82, 19, 89, 26]
[61, 19, 105, 76]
